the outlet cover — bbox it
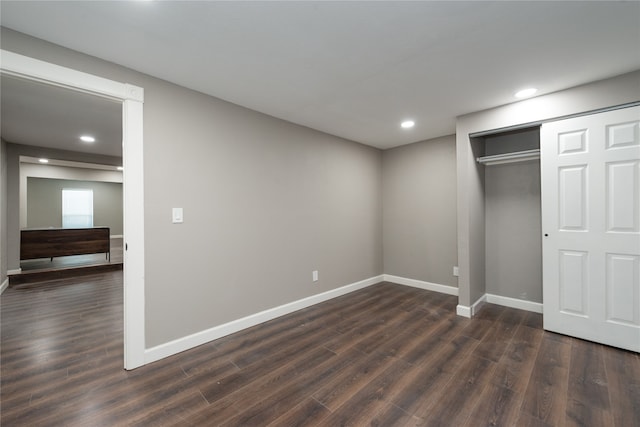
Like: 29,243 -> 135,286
312,270 -> 319,282
453,266 -> 459,277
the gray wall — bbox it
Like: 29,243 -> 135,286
1,28 -> 383,348
484,129 -> 541,302
19,163 -> 122,229
27,177 -> 123,235
382,135 -> 457,287
1,139 -> 7,285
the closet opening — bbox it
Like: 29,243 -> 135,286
472,126 -> 543,311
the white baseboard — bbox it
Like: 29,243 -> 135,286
7,268 -> 21,275
144,273 -> 542,364
0,278 -> 8,295
457,293 -> 543,318
456,305 -> 470,317
144,274 -> 384,364
486,294 -> 543,313
110,235 -> 123,239
383,274 -> 458,296
456,294 -> 487,318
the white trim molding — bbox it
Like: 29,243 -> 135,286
457,293 -> 543,318
110,235 -> 124,239
456,294 -> 487,318
486,294 -> 543,313
7,268 -> 22,275
0,50 -> 144,102
382,274 -> 458,296
0,278 -> 9,295
144,275 -> 384,364
122,99 -> 145,370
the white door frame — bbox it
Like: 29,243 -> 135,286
0,50 -> 146,369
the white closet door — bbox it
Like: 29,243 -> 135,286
541,105 -> 640,352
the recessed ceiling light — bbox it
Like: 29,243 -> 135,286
401,120 -> 415,129
514,88 -> 538,99
117,166 -> 124,171
80,135 -> 96,143
38,158 -> 49,163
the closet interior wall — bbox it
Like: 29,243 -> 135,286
482,127 -> 542,303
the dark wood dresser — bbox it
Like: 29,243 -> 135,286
20,227 -> 111,261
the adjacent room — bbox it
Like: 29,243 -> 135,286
1,1 -> 638,426
19,164 -> 124,272
2,73 -> 124,284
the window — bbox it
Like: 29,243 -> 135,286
62,189 -> 94,228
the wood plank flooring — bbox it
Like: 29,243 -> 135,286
2,272 -> 639,426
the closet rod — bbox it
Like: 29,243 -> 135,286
476,149 -> 540,166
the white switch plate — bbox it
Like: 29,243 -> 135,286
172,208 -> 183,224
453,266 -> 459,277
312,270 -> 319,282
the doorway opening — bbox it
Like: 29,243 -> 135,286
0,49 -> 145,369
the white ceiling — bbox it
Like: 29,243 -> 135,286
1,75 -> 123,157
1,1 -> 639,150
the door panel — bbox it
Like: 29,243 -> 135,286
558,129 -> 588,154
606,160 -> 639,232
605,253 -> 639,326
606,120 -> 639,149
559,250 -> 589,316
542,106 -> 640,352
559,165 -> 588,231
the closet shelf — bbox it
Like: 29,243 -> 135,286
476,149 -> 540,166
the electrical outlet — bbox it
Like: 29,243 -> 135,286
453,266 -> 459,277
312,270 -> 319,282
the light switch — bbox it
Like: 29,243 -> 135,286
172,208 -> 183,224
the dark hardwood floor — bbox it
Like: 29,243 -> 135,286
1,272 -> 638,426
